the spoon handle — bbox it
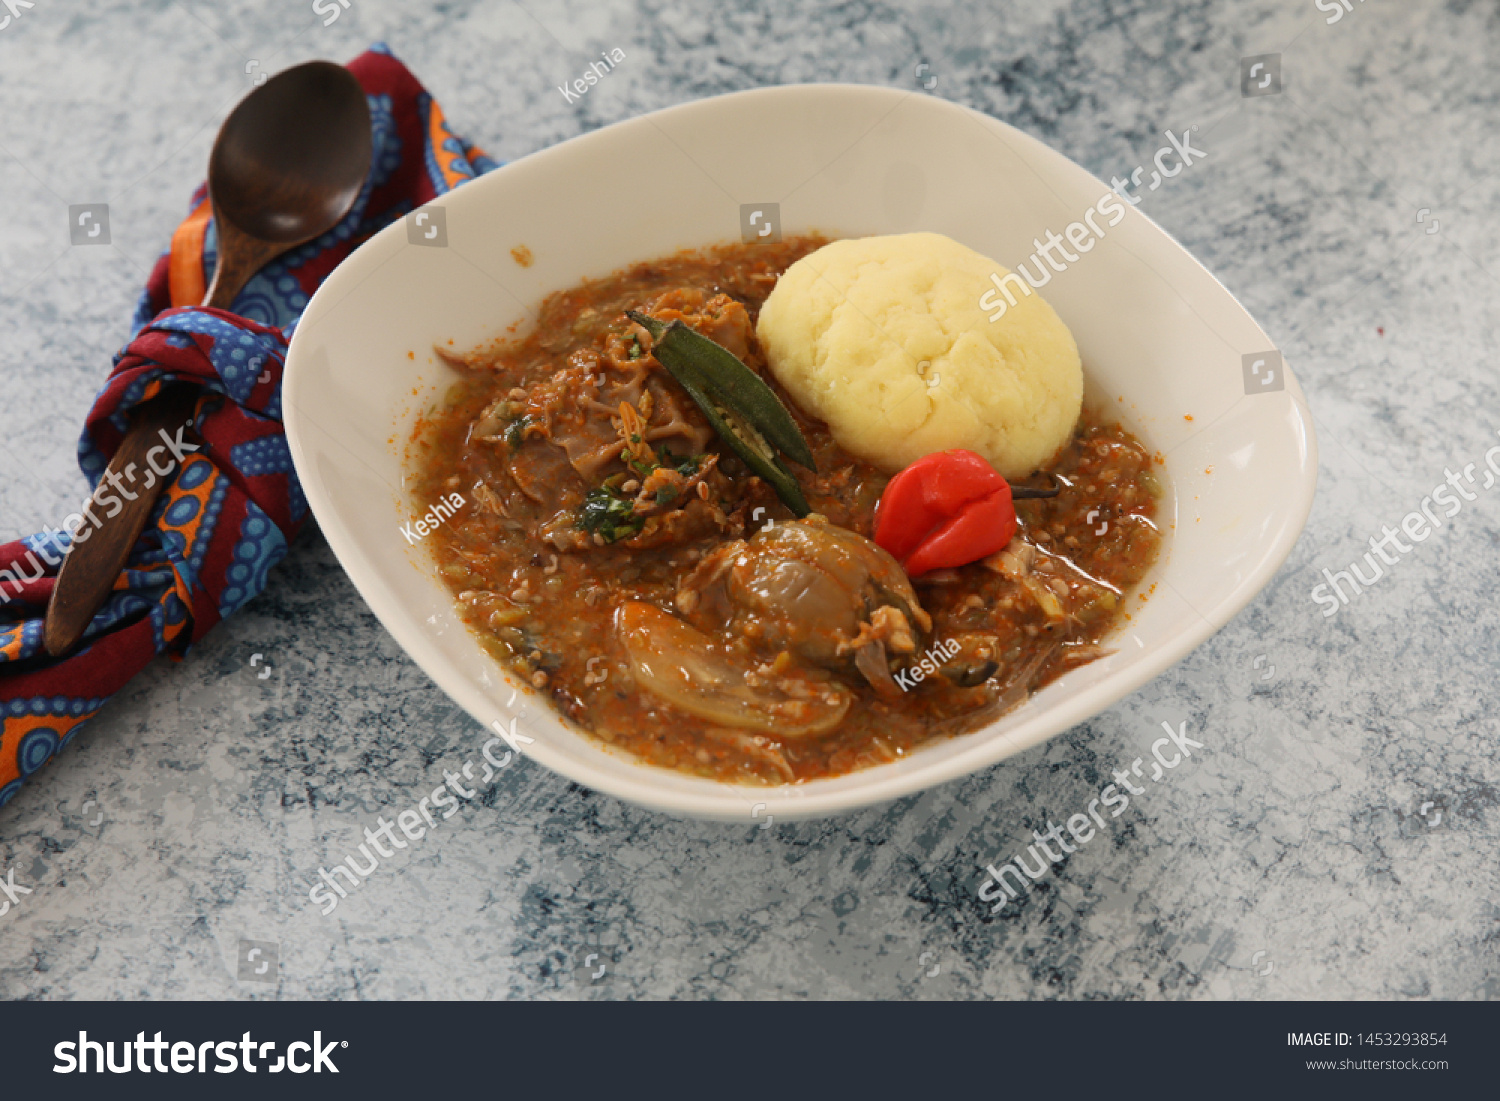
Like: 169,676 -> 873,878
42,386 -> 203,657
203,221 -> 284,310
41,212 -> 291,656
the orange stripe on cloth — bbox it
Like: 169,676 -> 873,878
168,199 -> 214,307
0,711 -> 99,790
426,99 -> 488,192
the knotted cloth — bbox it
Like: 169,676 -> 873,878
0,45 -> 498,806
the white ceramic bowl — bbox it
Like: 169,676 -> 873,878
284,83 -> 1317,821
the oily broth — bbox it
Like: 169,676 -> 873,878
408,237 -> 1162,783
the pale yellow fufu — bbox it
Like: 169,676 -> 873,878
755,232 -> 1082,479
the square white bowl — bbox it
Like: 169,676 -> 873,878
283,83 -> 1317,821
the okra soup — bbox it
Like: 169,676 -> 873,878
408,233 -> 1162,784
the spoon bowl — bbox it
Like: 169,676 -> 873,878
209,60 -> 372,245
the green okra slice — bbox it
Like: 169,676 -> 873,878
625,310 -> 814,516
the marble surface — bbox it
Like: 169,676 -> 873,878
2,0 -> 1497,1000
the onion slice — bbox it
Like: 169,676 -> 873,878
615,601 -> 851,737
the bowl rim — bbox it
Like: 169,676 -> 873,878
284,81 -> 1319,820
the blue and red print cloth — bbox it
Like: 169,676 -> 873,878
0,45 -> 499,806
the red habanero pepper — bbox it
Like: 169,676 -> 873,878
872,449 -> 1017,577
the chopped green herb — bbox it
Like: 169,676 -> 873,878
504,415 -> 533,449
576,450 -> 708,543
577,485 -> 645,543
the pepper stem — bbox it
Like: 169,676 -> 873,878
1009,473 -> 1062,499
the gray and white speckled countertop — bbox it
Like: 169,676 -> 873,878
2,0 -> 1497,1000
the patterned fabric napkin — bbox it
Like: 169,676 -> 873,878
0,44 -> 498,807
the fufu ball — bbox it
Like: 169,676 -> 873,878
755,232 -> 1082,479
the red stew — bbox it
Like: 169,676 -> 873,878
408,236 -> 1162,784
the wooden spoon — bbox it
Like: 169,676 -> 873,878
43,61 -> 372,657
